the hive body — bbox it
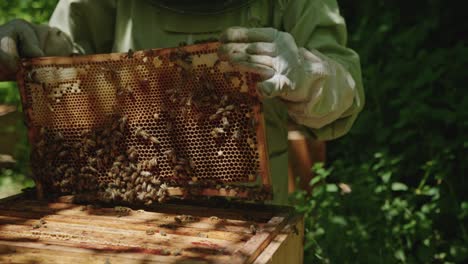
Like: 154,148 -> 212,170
17,42 -> 271,203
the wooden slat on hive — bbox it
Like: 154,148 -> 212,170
55,194 -> 281,220
0,194 -> 293,264
0,240 -> 231,264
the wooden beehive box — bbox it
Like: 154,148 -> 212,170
0,191 -> 303,264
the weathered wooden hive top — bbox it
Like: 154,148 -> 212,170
0,193 -> 301,264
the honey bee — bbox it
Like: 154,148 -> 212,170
85,139 -> 97,147
93,149 -> 103,157
225,104 -> 235,111
39,127 -> 47,136
118,116 -> 128,131
188,159 -> 196,170
209,114 -> 218,121
137,191 -> 145,201
126,49 -> 134,59
232,129 -> 240,140
249,224 -> 259,235
35,139 -> 46,148
221,117 -> 229,128
247,138 -> 256,149
148,158 -> 158,169
180,107 -> 188,116
170,47 -> 192,64
151,177 -> 161,185
111,166 -> 120,174
26,70 -> 40,84
210,129 -> 218,138
55,132 -> 64,141
81,166 -> 98,173
174,164 -> 185,171
128,151 -> 138,161
57,150 -> 68,158
149,136 -> 160,145
131,172 -> 138,183
116,155 -> 126,162
221,95 -> 229,103
215,108 -> 225,115
251,118 -> 258,130
101,66 -> 118,78
135,127 -> 149,140
211,127 -> 225,138
140,171 -> 152,177
163,149 -> 175,162
222,72 -> 237,82
120,84 -> 134,98
185,96 -> 192,107
127,146 -> 136,153
55,164 -> 67,175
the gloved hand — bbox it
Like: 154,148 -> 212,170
218,26 -> 358,131
218,27 -> 327,103
0,19 -> 73,80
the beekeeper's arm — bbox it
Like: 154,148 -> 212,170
218,0 -> 364,140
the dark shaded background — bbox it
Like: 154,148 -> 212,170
0,0 -> 467,263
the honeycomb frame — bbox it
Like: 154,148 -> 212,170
16,42 -> 272,203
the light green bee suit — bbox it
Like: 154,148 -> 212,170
48,0 -> 364,205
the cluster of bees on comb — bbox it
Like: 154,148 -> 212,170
26,45 -> 272,204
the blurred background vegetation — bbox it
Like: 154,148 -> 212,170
0,0 -> 466,263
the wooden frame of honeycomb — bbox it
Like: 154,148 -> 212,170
16,42 -> 272,203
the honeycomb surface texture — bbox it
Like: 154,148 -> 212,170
17,43 -> 271,203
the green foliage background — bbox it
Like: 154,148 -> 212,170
0,0 -> 467,263
292,1 -> 468,263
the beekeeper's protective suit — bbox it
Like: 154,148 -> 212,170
0,0 -> 364,205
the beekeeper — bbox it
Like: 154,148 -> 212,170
0,0 -> 364,205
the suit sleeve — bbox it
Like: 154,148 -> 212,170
48,0 -> 116,54
280,0 -> 364,140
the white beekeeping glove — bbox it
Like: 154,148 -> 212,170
218,27 -> 356,130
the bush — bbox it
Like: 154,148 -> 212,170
291,1 -> 467,263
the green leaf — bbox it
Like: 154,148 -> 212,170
325,184 -> 338,193
330,216 -> 348,226
391,182 -> 408,191
309,176 -> 322,186
394,249 -> 406,262
381,171 -> 392,183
